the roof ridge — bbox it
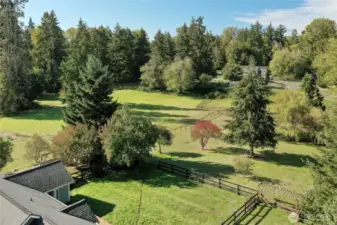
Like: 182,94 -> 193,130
5,160 -> 62,179
60,199 -> 87,212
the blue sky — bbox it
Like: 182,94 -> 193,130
24,0 -> 337,38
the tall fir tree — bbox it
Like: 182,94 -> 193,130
163,32 -> 176,61
290,29 -> 299,45
63,55 -> 118,127
0,0 -> 32,114
263,23 -> 274,65
33,11 -> 65,92
301,74 -> 325,111
108,24 -> 135,83
302,106 -> 337,225
61,19 -> 92,87
224,59 -> 277,156
140,30 -> 174,90
90,26 -> 111,67
175,23 -> 191,60
132,28 -> 150,80
273,24 -> 287,47
188,17 -> 214,76
247,21 -> 265,65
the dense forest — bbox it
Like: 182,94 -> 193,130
1,1 -> 337,115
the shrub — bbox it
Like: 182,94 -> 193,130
222,61 -> 243,81
0,137 -> 13,169
51,124 -> 104,169
156,125 -> 173,154
100,106 -> 158,167
191,120 -> 221,150
272,91 -> 324,142
233,155 -> 254,176
24,134 -> 50,163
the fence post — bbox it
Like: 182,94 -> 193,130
237,185 -> 240,195
202,174 -> 204,183
233,211 -> 237,224
219,178 -> 221,188
244,202 -> 247,213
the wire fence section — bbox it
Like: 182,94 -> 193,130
157,160 -> 256,196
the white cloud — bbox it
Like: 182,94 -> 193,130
234,0 -> 337,33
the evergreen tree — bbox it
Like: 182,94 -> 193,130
302,106 -> 337,225
224,60 -> 277,156
263,23 -> 274,64
188,17 -> 214,76
211,35 -> 225,69
61,19 -> 92,86
301,73 -> 325,111
290,29 -> 299,45
175,23 -> 191,60
63,55 -> 118,127
0,0 -> 32,114
140,30 -> 174,90
247,21 -> 265,65
108,24 -> 135,83
163,32 -> 176,61
273,24 -> 287,47
90,26 -> 111,67
33,11 -> 65,92
133,28 -> 150,80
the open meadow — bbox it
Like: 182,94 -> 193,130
1,86 -> 330,224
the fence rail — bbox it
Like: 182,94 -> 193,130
157,160 -> 256,196
221,193 -> 260,225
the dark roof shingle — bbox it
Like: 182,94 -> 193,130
5,160 -> 74,193
61,199 -> 98,223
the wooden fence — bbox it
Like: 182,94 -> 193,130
157,160 -> 256,196
221,193 -> 260,225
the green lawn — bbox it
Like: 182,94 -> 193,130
71,168 -> 246,225
0,88 -> 324,224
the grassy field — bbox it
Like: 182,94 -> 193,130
71,168 -> 249,225
0,87 -> 324,224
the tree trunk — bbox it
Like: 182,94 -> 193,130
158,143 -> 162,154
200,138 -> 205,150
249,145 -> 254,157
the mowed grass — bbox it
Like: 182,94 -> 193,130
0,88 -> 316,224
71,169 -> 248,225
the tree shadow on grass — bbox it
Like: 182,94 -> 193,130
211,147 -> 248,155
11,106 -> 64,121
85,168 -> 198,189
168,152 -> 203,158
249,175 -> 281,185
154,157 -> 235,178
126,103 -> 195,111
259,151 -> 317,167
160,118 -> 198,125
70,194 -> 116,218
132,110 -> 188,118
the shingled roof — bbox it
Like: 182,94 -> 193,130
0,177 -> 96,225
61,199 -> 98,223
5,160 -> 74,193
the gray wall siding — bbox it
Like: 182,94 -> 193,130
57,184 -> 70,203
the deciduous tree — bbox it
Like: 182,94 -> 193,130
100,106 -> 158,167
24,134 -> 50,163
155,126 -> 173,154
191,120 -> 221,150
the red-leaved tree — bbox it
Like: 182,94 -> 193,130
191,120 -> 221,150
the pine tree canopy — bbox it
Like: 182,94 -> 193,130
63,55 -> 118,127
224,63 -> 277,156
